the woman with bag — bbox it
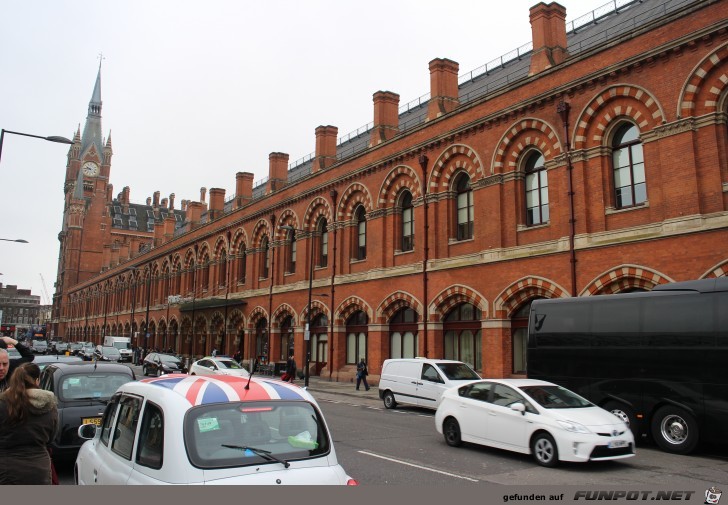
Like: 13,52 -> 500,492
356,358 -> 370,391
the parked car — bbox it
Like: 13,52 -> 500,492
435,378 -> 635,467
6,344 -> 21,359
39,362 -> 135,460
94,345 -> 121,362
70,342 -> 85,355
378,358 -> 481,410
142,352 -> 187,376
190,356 -> 249,377
33,354 -> 84,371
81,344 -> 96,361
75,374 -> 357,485
55,341 -> 71,354
31,339 -> 49,354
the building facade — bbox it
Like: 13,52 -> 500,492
53,0 -> 728,381
0,284 -> 42,338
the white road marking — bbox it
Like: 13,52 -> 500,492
358,450 -> 479,482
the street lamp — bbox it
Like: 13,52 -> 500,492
0,238 -> 28,243
0,129 -> 74,166
281,224 -> 317,388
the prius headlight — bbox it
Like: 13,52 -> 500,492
557,420 -> 591,434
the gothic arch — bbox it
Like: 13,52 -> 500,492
212,234 -> 229,259
276,209 -> 300,240
573,84 -> 666,150
336,182 -> 374,222
272,303 -> 296,327
491,118 -> 563,175
228,309 -> 245,330
332,296 -> 371,325
302,196 -> 333,231
183,247 -> 197,269
231,227 -> 249,255
376,291 -> 424,323
251,218 -> 272,248
303,300 -> 331,322
429,285 -> 488,322
247,306 -> 269,330
428,144 -> 485,191
678,42 -> 728,117
377,164 -> 423,208
493,276 -> 570,318
582,265 -> 674,296
700,259 -> 728,279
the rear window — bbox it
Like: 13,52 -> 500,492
60,373 -> 133,401
436,362 -> 480,380
184,401 -> 330,469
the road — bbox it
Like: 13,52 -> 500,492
55,369 -> 728,486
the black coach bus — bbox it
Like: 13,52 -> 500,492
527,278 -> 728,454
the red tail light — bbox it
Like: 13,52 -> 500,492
346,478 -> 359,486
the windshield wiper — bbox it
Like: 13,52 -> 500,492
221,444 -> 290,468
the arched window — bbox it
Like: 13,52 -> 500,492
443,302 -> 481,370
260,237 -> 270,279
317,219 -> 328,268
280,315 -> 294,361
354,206 -> 366,260
287,229 -> 296,274
389,307 -> 418,359
612,122 -> 646,208
310,313 -> 329,369
218,250 -> 228,288
255,318 -> 268,362
346,310 -> 368,364
238,247 -> 247,283
454,173 -> 474,240
400,191 -> 414,252
524,151 -> 549,226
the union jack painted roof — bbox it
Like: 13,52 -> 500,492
139,374 -> 310,406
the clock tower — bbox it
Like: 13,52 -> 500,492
52,62 -> 113,337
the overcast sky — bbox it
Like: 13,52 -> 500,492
0,0 -> 607,304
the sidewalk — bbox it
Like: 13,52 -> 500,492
294,375 -> 380,401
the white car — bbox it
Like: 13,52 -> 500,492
435,378 -> 635,467
75,374 -> 357,485
190,356 -> 249,377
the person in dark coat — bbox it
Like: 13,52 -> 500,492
284,351 -> 296,383
0,336 -> 35,393
0,362 -> 58,485
356,359 -> 370,391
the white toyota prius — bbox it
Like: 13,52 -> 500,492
75,374 -> 357,485
435,378 -> 635,467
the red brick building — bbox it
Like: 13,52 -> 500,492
52,0 -> 728,382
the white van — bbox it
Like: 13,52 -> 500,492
378,358 -> 481,410
103,336 -> 132,362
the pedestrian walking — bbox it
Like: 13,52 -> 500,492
233,350 -> 242,364
283,351 -> 296,383
0,362 -> 58,485
212,347 -> 218,357
356,358 -> 370,391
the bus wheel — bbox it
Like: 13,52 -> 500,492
651,406 -> 699,454
604,401 -> 638,435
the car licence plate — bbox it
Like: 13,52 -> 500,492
608,440 -> 627,449
82,417 -> 102,426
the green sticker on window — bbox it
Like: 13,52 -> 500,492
197,417 -> 220,433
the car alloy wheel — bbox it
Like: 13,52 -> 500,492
443,418 -> 462,447
531,433 -> 559,467
383,391 -> 397,409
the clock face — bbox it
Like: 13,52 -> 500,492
82,161 -> 99,177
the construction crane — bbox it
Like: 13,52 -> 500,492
39,273 -> 52,306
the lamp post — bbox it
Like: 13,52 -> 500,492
281,224 -> 316,388
143,268 -> 152,348
0,129 -> 74,166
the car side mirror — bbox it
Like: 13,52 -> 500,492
510,402 -> 527,416
78,423 -> 98,440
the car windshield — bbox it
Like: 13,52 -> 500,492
59,373 -> 133,401
519,385 -> 593,409
71,343 -> 83,350
436,363 -> 480,380
159,354 -> 180,363
216,359 -> 242,369
185,400 -> 329,469
103,347 -> 120,356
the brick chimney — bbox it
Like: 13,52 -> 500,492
161,198 -> 168,208
106,183 -> 114,203
267,152 -> 289,194
209,187 -> 226,220
529,2 -> 569,75
181,200 -> 188,211
163,213 -> 176,243
153,191 -> 160,208
168,193 -> 175,210
235,172 -> 254,209
186,201 -> 205,229
427,58 -> 459,120
200,187 -> 207,204
146,197 -> 152,206
369,91 -> 400,147
313,126 -> 338,173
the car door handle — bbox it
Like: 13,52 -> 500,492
93,469 -> 98,483
411,381 -> 418,384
